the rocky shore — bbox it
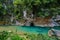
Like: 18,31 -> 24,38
0,16 -> 60,27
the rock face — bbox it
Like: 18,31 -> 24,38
55,15 -> 60,21
24,20 -> 30,26
23,16 -> 60,27
34,17 -> 60,27
55,15 -> 60,24
30,21 -> 34,26
24,19 -> 35,26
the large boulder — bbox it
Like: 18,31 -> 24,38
48,29 -> 60,39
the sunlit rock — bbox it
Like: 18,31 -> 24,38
23,10 -> 27,19
48,29 -> 60,37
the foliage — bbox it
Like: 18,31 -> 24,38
25,33 -> 58,40
0,31 -> 9,40
0,31 -> 59,40
0,0 -> 60,24
0,31 -> 26,40
11,34 -> 26,40
13,0 -> 60,17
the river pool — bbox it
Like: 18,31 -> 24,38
0,26 -> 60,34
14,26 -> 60,34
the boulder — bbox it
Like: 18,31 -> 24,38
48,29 -> 60,39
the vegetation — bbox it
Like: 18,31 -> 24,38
0,0 -> 60,40
24,33 -> 58,40
0,31 -> 9,40
11,34 -> 26,40
0,31 -> 59,40
0,0 -> 60,23
0,31 -> 26,40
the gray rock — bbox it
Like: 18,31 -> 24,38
48,29 -> 60,39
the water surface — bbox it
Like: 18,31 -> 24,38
15,26 -> 60,34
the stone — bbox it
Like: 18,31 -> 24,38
48,29 -> 60,38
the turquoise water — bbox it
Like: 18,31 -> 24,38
15,26 -> 60,34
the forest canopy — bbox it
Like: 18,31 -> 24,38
0,0 -> 60,20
